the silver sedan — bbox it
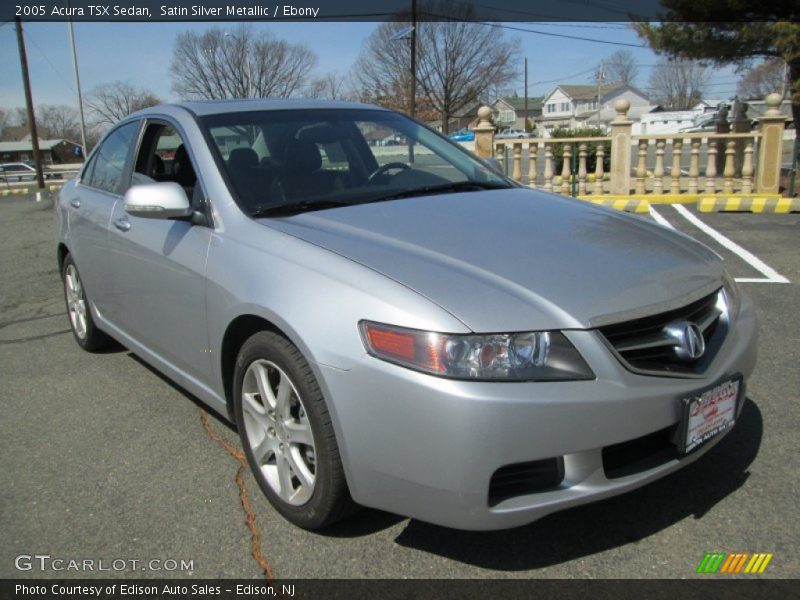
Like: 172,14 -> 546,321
56,99 -> 756,530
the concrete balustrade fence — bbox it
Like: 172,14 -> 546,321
473,94 -> 788,201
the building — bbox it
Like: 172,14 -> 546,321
491,96 -> 544,131
0,139 -> 83,164
427,101 -> 485,133
540,83 -> 652,134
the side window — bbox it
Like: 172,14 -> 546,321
85,121 -> 139,194
133,122 -> 200,205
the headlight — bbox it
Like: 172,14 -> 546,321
359,321 -> 594,381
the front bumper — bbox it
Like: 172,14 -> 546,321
318,295 -> 758,530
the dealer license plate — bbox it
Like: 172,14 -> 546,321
679,377 -> 741,454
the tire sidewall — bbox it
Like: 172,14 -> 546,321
233,331 -> 337,529
61,255 -> 97,351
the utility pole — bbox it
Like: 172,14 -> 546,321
524,57 -> 529,133
407,0 -> 417,164
409,0 -> 417,120
15,17 -> 45,190
68,18 -> 88,160
596,62 -> 606,126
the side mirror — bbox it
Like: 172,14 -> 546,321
123,182 -> 191,220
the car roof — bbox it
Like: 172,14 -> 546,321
132,98 -> 391,118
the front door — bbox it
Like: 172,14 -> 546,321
105,120 -> 213,384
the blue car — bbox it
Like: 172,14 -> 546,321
448,129 -> 475,142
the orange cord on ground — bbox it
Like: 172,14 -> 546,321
200,409 -> 275,582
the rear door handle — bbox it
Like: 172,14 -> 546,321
113,217 -> 131,232
69,198 -> 81,209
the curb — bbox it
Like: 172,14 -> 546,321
579,197 -> 650,213
1,188 -> 31,196
698,197 -> 800,213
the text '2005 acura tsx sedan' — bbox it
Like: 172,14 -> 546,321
56,99 -> 757,531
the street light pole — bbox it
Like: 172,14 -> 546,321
67,18 -> 88,159
14,17 -> 45,191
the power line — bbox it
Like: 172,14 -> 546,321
472,20 -> 646,48
23,29 -> 77,95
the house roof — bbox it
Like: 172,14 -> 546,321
0,139 -> 76,153
545,83 -> 650,104
497,96 -> 544,111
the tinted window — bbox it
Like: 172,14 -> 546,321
201,109 -> 509,216
85,121 -> 139,194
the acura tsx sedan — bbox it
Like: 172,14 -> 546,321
56,99 -> 757,531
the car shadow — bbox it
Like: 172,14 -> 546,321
390,397 -> 763,570
126,352 -> 235,432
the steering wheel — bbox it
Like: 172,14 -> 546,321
367,162 -> 411,183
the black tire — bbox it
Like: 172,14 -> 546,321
61,254 -> 113,351
233,330 -> 357,530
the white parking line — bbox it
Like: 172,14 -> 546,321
670,204 -> 790,284
648,205 -> 676,230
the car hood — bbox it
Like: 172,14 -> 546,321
261,189 -> 725,331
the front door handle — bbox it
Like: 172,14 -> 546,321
113,217 -> 131,232
70,198 -> 81,209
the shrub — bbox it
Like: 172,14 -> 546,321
550,127 -> 610,173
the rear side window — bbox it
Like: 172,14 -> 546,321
84,121 -> 139,194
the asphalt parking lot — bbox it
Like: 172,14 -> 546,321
1,193 -> 798,580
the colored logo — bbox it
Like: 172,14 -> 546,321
697,552 -> 773,574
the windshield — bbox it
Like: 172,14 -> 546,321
200,108 -> 511,217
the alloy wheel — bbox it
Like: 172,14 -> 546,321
241,359 -> 316,506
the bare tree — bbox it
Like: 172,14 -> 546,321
85,82 -> 162,125
604,50 -> 639,85
0,109 -> 8,137
354,14 -> 518,131
306,72 -> 351,100
170,25 -> 316,100
416,19 -> 518,132
737,58 -> 788,100
351,22 -> 418,113
648,59 -> 710,109
36,105 -> 81,141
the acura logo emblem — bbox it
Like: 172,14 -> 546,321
665,321 -> 706,361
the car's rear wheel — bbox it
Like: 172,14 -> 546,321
233,331 -> 356,530
62,254 -> 112,351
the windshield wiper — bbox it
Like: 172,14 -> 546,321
363,181 -> 512,205
251,199 -> 352,218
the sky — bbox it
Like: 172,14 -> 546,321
0,20 -> 743,114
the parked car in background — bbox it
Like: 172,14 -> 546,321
447,128 -> 475,142
496,128 -> 530,139
679,115 -> 718,134
56,99 -> 756,532
0,162 -> 60,183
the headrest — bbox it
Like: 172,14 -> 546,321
228,147 -> 259,171
286,140 -> 321,173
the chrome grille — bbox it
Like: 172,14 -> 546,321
598,289 -> 727,376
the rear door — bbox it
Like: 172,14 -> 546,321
104,119 -> 213,384
67,120 -> 140,314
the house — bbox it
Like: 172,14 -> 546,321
633,108 -> 696,135
491,96 -> 544,131
540,83 -> 651,134
427,101 -> 485,133
0,139 -> 83,164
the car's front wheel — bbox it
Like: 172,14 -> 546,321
61,254 -> 112,351
233,331 -> 356,530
